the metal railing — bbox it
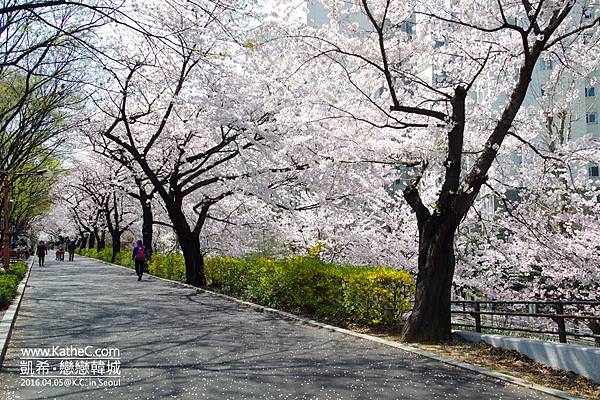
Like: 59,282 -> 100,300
450,300 -> 600,345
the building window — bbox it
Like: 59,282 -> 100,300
587,112 -> 598,124
589,165 -> 599,177
540,59 -> 553,70
585,86 -> 596,97
434,71 -> 448,87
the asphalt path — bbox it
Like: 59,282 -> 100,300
0,256 -> 553,399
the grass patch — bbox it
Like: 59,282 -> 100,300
0,261 -> 29,309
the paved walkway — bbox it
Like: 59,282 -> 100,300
0,257 -> 553,400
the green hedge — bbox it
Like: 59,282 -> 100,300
77,248 -> 135,269
205,256 -> 414,329
78,248 -> 179,275
9,261 -> 28,280
0,261 -> 29,308
148,253 -> 185,282
112,251 -> 134,269
78,248 -> 414,330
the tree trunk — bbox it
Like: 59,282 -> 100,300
79,236 -> 87,249
141,201 -> 153,257
94,228 -> 101,251
402,220 -> 456,343
166,199 -> 206,287
178,232 -> 205,287
88,233 -> 95,249
111,231 -> 121,263
97,231 -> 105,251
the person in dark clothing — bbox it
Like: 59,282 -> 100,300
36,241 -> 48,267
67,240 -> 76,261
132,240 -> 147,281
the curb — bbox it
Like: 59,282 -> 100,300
87,255 -> 582,400
0,258 -> 34,368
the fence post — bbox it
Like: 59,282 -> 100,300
474,301 -> 481,333
555,302 -> 567,343
528,303 -> 537,314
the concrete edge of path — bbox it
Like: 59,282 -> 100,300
89,256 -> 583,400
0,258 -> 34,368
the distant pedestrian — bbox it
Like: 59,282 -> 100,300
58,242 -> 65,261
132,240 -> 147,281
36,241 -> 48,267
67,240 -> 76,261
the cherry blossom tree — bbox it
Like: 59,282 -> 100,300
86,1 -> 315,286
274,0 -> 600,342
57,155 -> 136,256
192,157 -> 419,268
68,158 -> 136,260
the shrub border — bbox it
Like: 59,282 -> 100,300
0,258 -> 34,368
86,255 -> 580,400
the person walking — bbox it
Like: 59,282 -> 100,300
132,240 -> 147,281
36,241 -> 48,267
58,241 -> 65,261
67,240 -> 76,261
